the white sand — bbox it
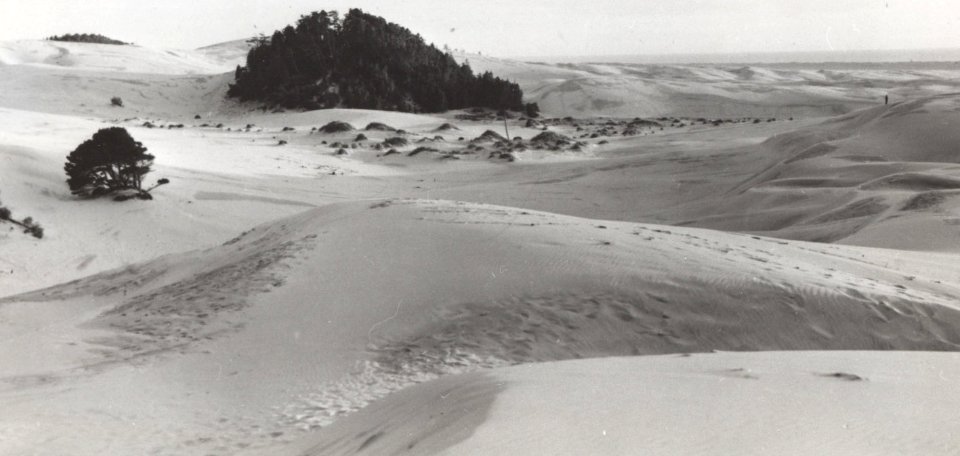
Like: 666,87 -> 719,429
289,351 -> 960,456
4,39 -> 960,455
6,199 -> 960,454
458,51 -> 960,118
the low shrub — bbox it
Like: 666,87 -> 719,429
408,146 -> 437,156
382,136 -> 409,147
0,195 -> 43,239
364,122 -> 396,131
319,121 -> 355,133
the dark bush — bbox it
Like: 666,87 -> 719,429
408,146 -> 437,156
319,121 -> 355,133
382,136 -> 409,147
111,97 -> 123,107
434,123 -> 460,131
365,122 -> 396,131
64,127 -> 156,199
530,131 -> 570,143
524,102 -> 540,118
48,33 -> 128,45
471,130 -> 507,143
0,194 -> 44,239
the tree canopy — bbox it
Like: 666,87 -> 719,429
228,9 -> 524,113
47,33 -> 129,45
64,127 -> 154,198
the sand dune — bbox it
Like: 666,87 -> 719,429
288,351 -> 960,456
0,40 -> 244,74
0,39 -> 253,120
460,52 -> 960,118
672,95 -> 960,250
5,38 -> 960,455
5,199 -> 960,454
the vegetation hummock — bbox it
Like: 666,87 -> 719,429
227,9 -> 524,113
0,194 -> 43,239
47,33 -> 129,45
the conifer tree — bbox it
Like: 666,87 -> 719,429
227,9 -> 524,113
64,127 -> 156,198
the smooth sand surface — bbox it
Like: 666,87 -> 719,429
291,351 -> 960,456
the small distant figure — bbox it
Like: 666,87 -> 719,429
884,94 -> 889,105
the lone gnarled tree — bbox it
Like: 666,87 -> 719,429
65,127 -> 155,198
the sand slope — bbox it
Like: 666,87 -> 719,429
460,52 -> 960,118
0,39 -> 253,120
677,94 -> 960,250
0,39 -> 244,74
5,199 -> 960,454
289,351 -> 960,456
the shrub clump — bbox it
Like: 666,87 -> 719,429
471,130 -> 508,143
524,102 -> 541,118
0,194 -> 43,239
382,136 -> 409,147
364,122 -> 396,131
64,127 -> 167,199
434,122 -> 460,131
530,131 -> 570,143
111,96 -> 123,107
47,33 -> 128,45
530,131 -> 572,148
318,121 -> 356,133
408,146 -> 437,156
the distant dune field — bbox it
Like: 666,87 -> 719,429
459,51 -> 960,118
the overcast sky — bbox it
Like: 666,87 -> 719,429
1,0 -> 958,57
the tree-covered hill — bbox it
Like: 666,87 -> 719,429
227,9 -> 525,113
47,33 -> 129,45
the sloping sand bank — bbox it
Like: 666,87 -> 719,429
4,199 -> 960,454
289,351 -> 960,456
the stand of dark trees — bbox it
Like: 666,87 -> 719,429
228,9 -> 526,113
47,33 -> 129,45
